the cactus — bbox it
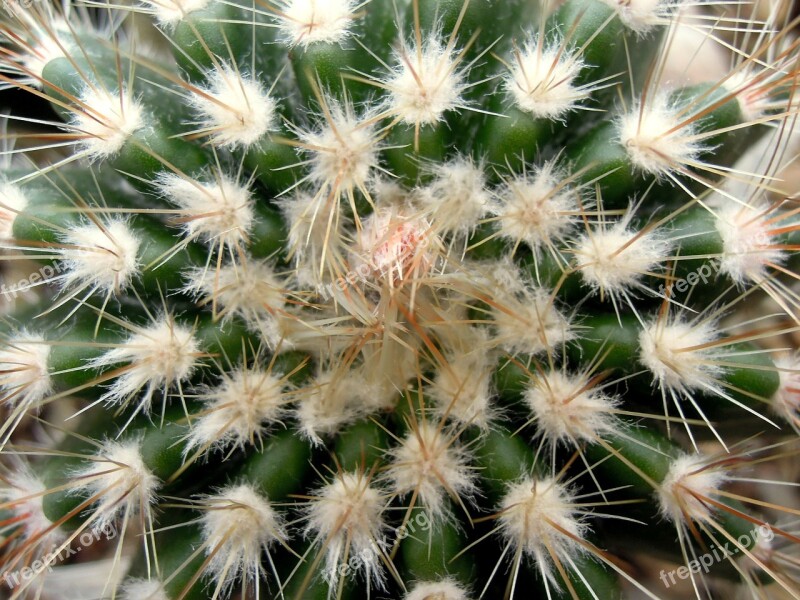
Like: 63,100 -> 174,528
0,0 -> 800,598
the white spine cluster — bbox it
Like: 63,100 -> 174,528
0,332 -> 51,410
405,579 -> 470,600
142,0 -> 210,27
73,87 -> 144,160
385,419 -> 476,518
183,261 -> 288,338
74,439 -> 160,530
524,369 -> 620,447
299,99 -> 381,196
506,39 -> 588,119
772,353 -> 800,428
296,370 -> 372,443
186,367 -> 287,453
0,183 -> 28,240
573,218 -> 670,298
619,93 -> 703,178
715,202 -> 783,285
60,220 -> 141,295
189,65 -> 277,148
491,163 -> 579,256
273,0 -> 358,47
639,318 -> 722,395
199,483 -> 286,594
120,578 -> 170,600
491,285 -> 573,356
498,476 -> 587,582
657,453 -> 728,524
601,0 -> 668,34
3,467 -> 63,548
304,471 -> 387,587
157,173 -> 254,250
415,158 -> 489,235
91,317 -> 201,409
384,33 -> 468,126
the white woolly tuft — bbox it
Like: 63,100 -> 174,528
506,39 -> 587,119
142,0 -> 209,26
189,65 -> 277,148
157,173 -> 254,250
491,284 -> 573,356
73,87 -> 144,160
0,332 -> 51,410
619,93 -> 703,177
405,579 -> 470,600
273,0 -> 357,47
183,261 -> 287,342
296,370 -> 372,443
5,8 -> 72,82
524,370 -> 620,446
657,453 -> 728,524
384,33 -> 468,126
304,470 -> 387,587
90,317 -> 201,410
299,99 -> 381,194
491,163 -> 579,254
715,202 -> 783,285
430,348 -> 495,429
385,420 -> 476,518
2,467 -> 63,548
74,439 -> 160,530
600,0 -> 667,34
573,217 -> 670,297
498,476 -> 587,583
60,220 -> 141,295
639,318 -> 723,395
0,183 -> 28,240
772,353 -> 800,428
199,483 -> 286,594
120,578 -> 169,600
186,367 -> 286,454
416,158 -> 489,235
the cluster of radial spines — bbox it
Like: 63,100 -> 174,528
522,366 -> 621,450
156,171 -> 255,256
383,417 -> 477,520
73,439 -> 160,532
505,37 -> 591,121
489,161 -> 583,261
89,316 -> 202,413
184,365 -> 289,456
186,65 -> 278,149
301,468 -> 390,589
197,483 -> 287,596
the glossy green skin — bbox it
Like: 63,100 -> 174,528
238,429 -> 312,501
400,508 -> 475,586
